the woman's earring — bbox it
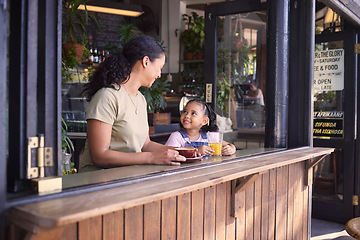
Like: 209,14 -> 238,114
207,121 -> 210,126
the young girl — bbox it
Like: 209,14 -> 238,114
166,99 -> 236,156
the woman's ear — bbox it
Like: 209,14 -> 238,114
142,56 -> 150,68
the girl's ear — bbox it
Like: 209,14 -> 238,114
203,117 -> 209,126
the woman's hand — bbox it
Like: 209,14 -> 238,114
149,148 -> 186,166
222,143 -> 236,156
198,145 -> 215,156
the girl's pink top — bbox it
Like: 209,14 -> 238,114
165,131 -> 219,147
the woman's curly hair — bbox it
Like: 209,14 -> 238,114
81,35 -> 164,101
180,99 -> 219,132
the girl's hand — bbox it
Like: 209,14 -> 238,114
198,145 -> 215,156
221,143 -> 236,156
151,149 -> 186,166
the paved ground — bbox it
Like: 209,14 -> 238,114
311,218 -> 353,240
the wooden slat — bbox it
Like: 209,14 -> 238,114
284,165 -> 289,239
302,163 -> 309,240
103,210 -> 123,240
268,168 -> 276,240
144,201 -> 161,240
275,166 -> 287,239
293,162 -> 302,240
124,206 -> 143,240
161,197 -> 176,240
245,182 -> 254,240
225,181 -> 235,240
287,164 -> 295,240
260,171 -> 269,239
191,189 -> 204,240
78,216 -> 102,240
235,181 -> 246,240
204,186 -> 216,240
299,162 -> 305,240
177,193 -> 191,240
215,183 -> 226,239
254,174 -> 262,240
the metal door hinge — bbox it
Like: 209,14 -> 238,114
27,135 -> 53,179
353,195 -> 358,206
355,44 -> 360,54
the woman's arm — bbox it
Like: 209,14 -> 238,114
142,135 -> 174,152
87,119 -> 185,167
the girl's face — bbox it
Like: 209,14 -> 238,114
180,101 -> 209,131
142,54 -> 166,88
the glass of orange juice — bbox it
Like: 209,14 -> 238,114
209,132 -> 223,156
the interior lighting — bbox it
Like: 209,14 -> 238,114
324,8 -> 338,24
78,0 -> 143,17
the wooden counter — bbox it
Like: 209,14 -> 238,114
8,147 -> 333,240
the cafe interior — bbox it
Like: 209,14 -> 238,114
1,0 -> 360,239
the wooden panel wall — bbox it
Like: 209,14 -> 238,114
9,162 -> 309,240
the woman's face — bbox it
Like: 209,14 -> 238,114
143,54 -> 166,88
180,101 -> 208,131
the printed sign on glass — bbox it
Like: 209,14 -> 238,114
313,111 -> 344,139
314,49 -> 344,91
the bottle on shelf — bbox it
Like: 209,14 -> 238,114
88,47 -> 94,63
93,48 -> 99,63
101,50 -> 106,62
98,49 -> 102,64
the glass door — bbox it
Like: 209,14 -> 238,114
312,31 -> 358,223
204,1 -> 267,149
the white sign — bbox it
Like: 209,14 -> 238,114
314,49 -> 344,91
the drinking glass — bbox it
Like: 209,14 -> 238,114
210,132 -> 223,156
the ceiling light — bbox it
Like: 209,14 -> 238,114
324,8 -> 338,24
78,0 -> 143,17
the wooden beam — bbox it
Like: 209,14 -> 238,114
305,154 -> 327,186
231,173 -> 259,217
234,174 -> 259,194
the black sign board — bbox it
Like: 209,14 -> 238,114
313,112 -> 344,138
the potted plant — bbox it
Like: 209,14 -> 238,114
62,0 -> 100,60
140,78 -> 171,126
61,117 -> 76,175
178,12 -> 205,60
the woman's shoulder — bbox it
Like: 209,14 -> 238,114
137,91 -> 147,102
93,86 -> 124,99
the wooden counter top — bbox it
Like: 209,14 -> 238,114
9,147 -> 333,230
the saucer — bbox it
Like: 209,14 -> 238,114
185,156 -> 203,162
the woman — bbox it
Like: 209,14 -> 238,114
80,35 -> 185,172
244,83 -> 264,106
